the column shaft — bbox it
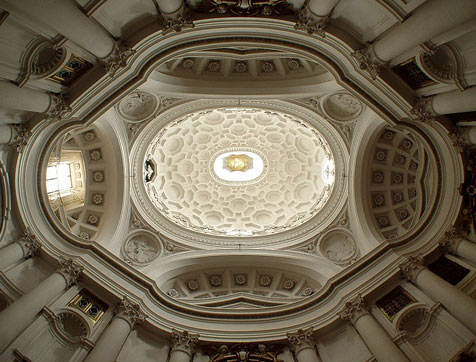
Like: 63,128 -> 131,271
453,238 -> 476,264
295,348 -> 320,362
12,0 -> 115,59
307,0 -> 339,17
373,0 -> 476,62
0,80 -> 51,113
156,0 -> 183,14
0,272 -> 67,352
0,242 -> 24,270
84,316 -> 131,362
169,350 -> 192,362
432,86 -> 476,115
353,313 -> 409,362
414,267 -> 476,333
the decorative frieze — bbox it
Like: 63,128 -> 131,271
116,296 -> 147,328
171,329 -> 199,355
58,257 -> 83,286
339,294 -> 369,324
207,344 -> 282,362
287,327 -> 314,354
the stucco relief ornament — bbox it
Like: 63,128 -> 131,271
117,296 -> 147,328
17,228 -> 42,258
124,237 -> 158,263
101,43 -> 136,77
118,92 -> 157,122
161,4 -> 194,35
171,329 -> 199,354
58,258 -> 84,286
351,44 -> 387,80
287,328 -> 314,353
294,2 -> 328,37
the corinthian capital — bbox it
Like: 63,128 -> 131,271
439,228 -> 462,255
294,2 -> 328,37
17,228 -> 42,258
411,96 -> 436,122
351,44 -> 387,80
116,296 -> 147,328
57,258 -> 83,287
161,3 -> 194,35
287,327 -> 315,353
10,124 -> 31,153
399,255 -> 425,283
101,42 -> 136,77
46,94 -> 71,122
171,329 -> 199,355
339,294 -> 369,324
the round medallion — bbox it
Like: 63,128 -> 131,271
117,91 -> 158,122
123,230 -> 160,265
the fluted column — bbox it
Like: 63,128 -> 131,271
0,229 -> 41,270
400,256 -> 476,334
339,295 -> 409,362
287,328 -> 320,362
412,86 -> 476,121
169,329 -> 199,362
84,296 -> 146,362
353,0 -> 476,78
0,258 -> 82,352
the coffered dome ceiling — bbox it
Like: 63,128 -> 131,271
130,98 -> 348,248
143,108 -> 334,238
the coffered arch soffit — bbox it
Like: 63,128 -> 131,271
67,18 -> 412,126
